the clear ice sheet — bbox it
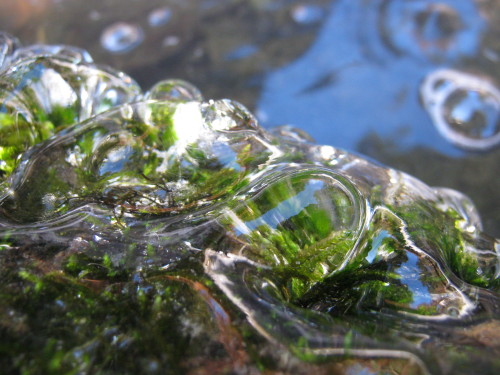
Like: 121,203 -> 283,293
0,33 -> 499,375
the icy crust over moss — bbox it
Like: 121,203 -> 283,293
0,33 -> 499,375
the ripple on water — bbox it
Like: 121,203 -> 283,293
100,22 -> 144,54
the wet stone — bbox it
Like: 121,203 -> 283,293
0,36 -> 499,375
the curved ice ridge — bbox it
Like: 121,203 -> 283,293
0,33 -> 499,374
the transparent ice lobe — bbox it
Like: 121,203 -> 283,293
204,250 -> 434,374
214,166 -> 366,300
0,32 -> 20,70
0,51 -> 141,178
208,160 -> 499,312
144,79 -> 203,103
0,32 -> 93,68
0,99 -> 280,224
203,120 -> 499,374
0,37 -> 498,375
204,155 -> 498,375
9,44 -> 94,65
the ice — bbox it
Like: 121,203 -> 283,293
0,35 -> 499,375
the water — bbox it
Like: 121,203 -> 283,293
225,44 -> 259,61
0,35 -> 499,375
257,0 -> 487,153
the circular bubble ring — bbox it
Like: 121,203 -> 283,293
421,69 -> 500,151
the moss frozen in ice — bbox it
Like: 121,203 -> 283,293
0,33 -> 499,375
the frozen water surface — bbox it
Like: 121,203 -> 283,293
0,33 -> 499,375
0,0 -> 499,374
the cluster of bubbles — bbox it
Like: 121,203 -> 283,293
0,33 -> 499,374
99,5 -> 173,54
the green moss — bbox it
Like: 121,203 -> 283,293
0,247 -> 242,375
396,202 -> 494,289
0,104 -> 78,179
0,50 -> 498,375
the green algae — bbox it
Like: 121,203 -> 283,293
0,255 -> 237,374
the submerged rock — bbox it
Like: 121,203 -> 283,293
0,34 -> 499,375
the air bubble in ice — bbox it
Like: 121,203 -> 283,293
413,4 -> 463,44
100,22 -> 144,54
11,44 -> 93,64
145,79 -> 203,102
0,32 -> 20,69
